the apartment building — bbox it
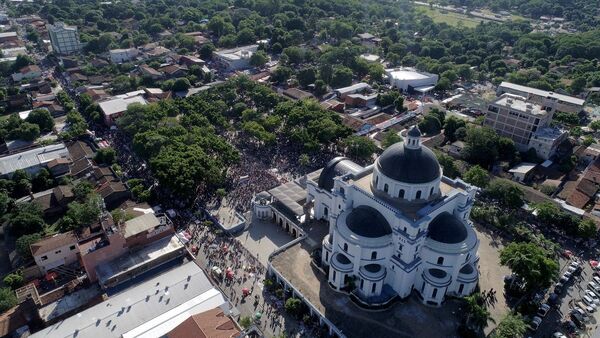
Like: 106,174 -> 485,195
48,22 -> 81,55
485,94 -> 549,145
497,82 -> 585,114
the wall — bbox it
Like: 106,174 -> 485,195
34,243 -> 79,273
124,223 -> 174,249
80,234 -> 127,282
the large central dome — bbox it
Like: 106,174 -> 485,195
376,142 -> 441,184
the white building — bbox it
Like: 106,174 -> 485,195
98,90 -> 147,125
255,126 -> 480,307
30,232 -> 79,274
213,44 -> 258,71
497,81 -> 585,114
528,127 -> 568,160
48,22 -> 81,55
109,47 -> 139,63
385,67 -> 438,92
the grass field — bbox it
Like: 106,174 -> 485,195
416,7 -> 486,28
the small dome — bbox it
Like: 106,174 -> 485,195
408,125 -> 422,137
376,143 -> 440,184
428,268 -> 447,279
364,264 -> 382,273
459,264 -> 474,275
336,253 -> 351,265
346,206 -> 392,238
318,157 -> 362,191
427,212 -> 468,244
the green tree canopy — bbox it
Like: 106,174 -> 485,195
463,165 -> 490,188
500,242 -> 558,291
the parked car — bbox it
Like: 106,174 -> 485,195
571,312 -> 586,329
593,276 -> 600,284
577,301 -> 595,314
552,332 -> 566,338
571,307 -> 588,320
537,303 -> 551,317
562,320 -> 577,334
582,296 -> 597,309
531,316 -> 543,331
585,290 -> 600,304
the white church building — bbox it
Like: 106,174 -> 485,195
254,126 -> 480,307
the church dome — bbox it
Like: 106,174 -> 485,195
346,206 -> 392,238
318,157 -> 362,191
427,212 -> 468,244
376,142 -> 441,184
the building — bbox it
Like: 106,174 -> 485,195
109,48 -> 139,63
256,126 -> 480,313
497,81 -> 585,114
48,22 -> 81,55
484,94 -> 554,151
30,232 -> 79,274
31,262 -> 230,338
165,307 -> 241,338
282,87 -> 314,101
98,90 -> 147,125
508,162 -> 537,183
0,143 -> 69,178
213,45 -> 258,71
11,65 -> 42,82
334,82 -> 371,99
385,68 -> 438,93
0,32 -> 18,43
528,127 -> 568,160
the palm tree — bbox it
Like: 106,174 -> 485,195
464,293 -> 495,332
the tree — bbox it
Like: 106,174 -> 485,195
9,203 -> 45,236
578,219 -> 597,239
8,122 -> 39,141
199,43 -> 215,60
271,66 -> 293,84
500,242 -> 558,291
239,316 -> 252,329
25,109 -> 54,132
249,51 -> 268,68
418,115 -> 442,135
172,78 -> 191,92
94,147 -> 117,165
330,66 -> 353,88
464,293 -> 493,331
463,165 -> 490,188
0,191 -> 13,218
589,120 -> 600,132
491,312 -> 528,338
381,130 -> 402,149
394,97 -> 405,113
343,135 -> 376,161
285,298 -> 303,317
485,180 -> 524,208
73,180 -> 94,201
3,273 -> 23,290
0,288 -> 17,313
16,233 -> 41,259
58,193 -> 102,231
368,63 -> 385,82
463,127 -> 499,168
31,168 -> 53,192
444,116 -> 466,142
314,79 -> 327,96
297,67 -> 316,88
438,154 -> 460,179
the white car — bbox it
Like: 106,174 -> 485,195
563,271 -> 573,280
531,316 -> 543,330
577,301 -> 595,313
593,276 -> 600,284
553,333 -> 567,338
585,291 -> 600,304
589,284 -> 600,297
582,296 -> 598,309
537,303 -> 551,317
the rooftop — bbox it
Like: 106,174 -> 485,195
268,179 -> 307,216
499,81 -> 585,106
98,95 -> 147,116
386,67 -> 436,81
508,162 -> 537,175
492,94 -> 548,116
165,307 -> 240,338
0,143 -> 68,176
30,232 -> 78,256
122,213 -> 166,238
32,262 -> 224,338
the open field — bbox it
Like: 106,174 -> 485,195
416,7 -> 486,28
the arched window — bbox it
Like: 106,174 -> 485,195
458,284 -> 464,294
437,257 -> 444,265
398,189 -> 405,198
360,279 -> 364,290
339,187 -> 345,195
372,283 -> 377,293
384,184 -> 389,193
371,251 -> 377,260
343,243 -> 348,252
416,190 -> 421,199
430,187 -> 434,196
432,288 -> 438,298
375,175 -> 379,186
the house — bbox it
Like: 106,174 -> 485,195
179,55 -> 205,67
82,88 -> 109,101
109,48 -> 139,63
282,87 -> 314,101
356,32 -> 379,47
30,232 -> 79,274
184,32 -> 210,46
91,166 -> 130,209
98,91 -> 147,125
138,64 -> 163,80
0,143 -> 69,178
121,213 -> 174,249
69,72 -> 88,83
385,67 -> 438,92
213,45 -> 258,71
508,162 -> 537,183
12,65 -> 42,82
159,64 -> 188,79
46,158 -> 72,176
0,31 -> 18,43
334,83 -> 371,99
442,140 -> 465,159
17,185 -> 74,218
166,307 -> 241,338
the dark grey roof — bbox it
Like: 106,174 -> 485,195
376,143 -> 440,184
428,268 -> 447,279
318,157 -> 363,191
408,125 -> 421,137
346,206 -> 392,238
364,264 -> 382,273
459,264 -> 474,274
427,212 -> 468,244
